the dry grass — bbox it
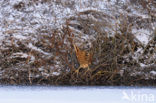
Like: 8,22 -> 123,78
0,0 -> 156,86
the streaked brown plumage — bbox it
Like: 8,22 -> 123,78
73,44 -> 92,73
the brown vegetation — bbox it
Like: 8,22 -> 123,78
0,0 -> 155,86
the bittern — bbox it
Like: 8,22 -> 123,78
73,44 -> 93,75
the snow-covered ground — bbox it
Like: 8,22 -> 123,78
0,86 -> 156,103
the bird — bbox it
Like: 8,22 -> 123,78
73,43 -> 93,76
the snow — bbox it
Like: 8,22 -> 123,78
13,34 -> 28,40
140,63 -> 149,67
150,71 -> 156,76
131,10 -> 150,19
132,29 -> 151,45
28,43 -> 50,56
0,86 -> 155,103
52,72 -> 60,76
12,52 -> 28,58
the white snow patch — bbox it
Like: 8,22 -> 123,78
140,63 -> 149,67
132,29 -> 150,45
12,52 -> 28,58
13,34 -> 27,40
52,72 -> 60,76
131,10 -> 150,19
28,43 -> 50,55
150,71 -> 156,75
0,86 -> 155,103
0,33 -> 4,41
10,0 -> 23,4
38,66 -> 44,71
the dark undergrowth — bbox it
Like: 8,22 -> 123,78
0,0 -> 156,86
0,20 -> 155,86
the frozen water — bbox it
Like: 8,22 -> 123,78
0,86 -> 155,103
